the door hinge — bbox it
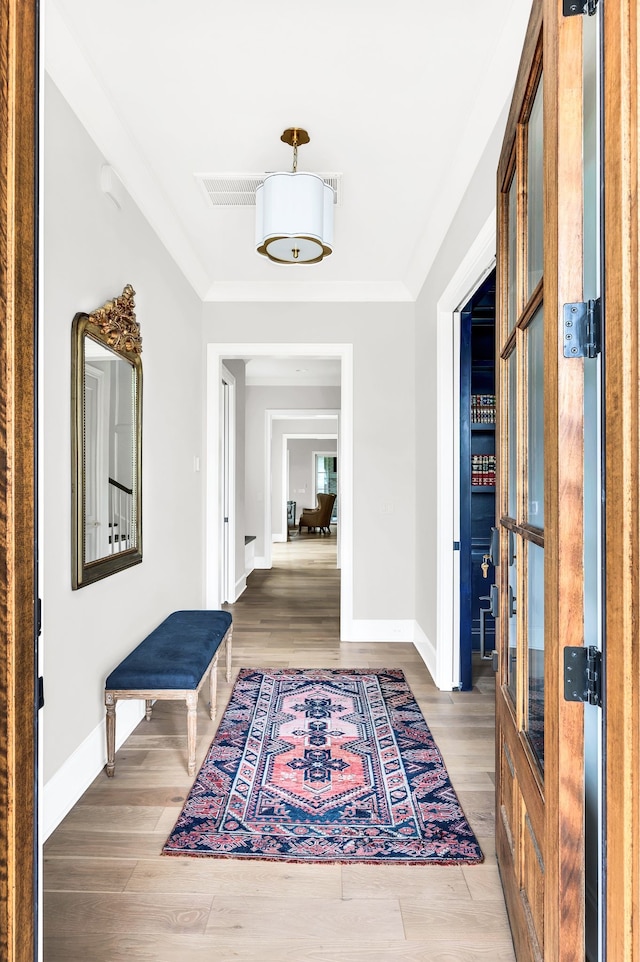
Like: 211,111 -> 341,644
453,541 -> 460,551
37,676 -> 45,710
564,645 -> 602,707
563,0 -> 598,16
563,299 -> 601,358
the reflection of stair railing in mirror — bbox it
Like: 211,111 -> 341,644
108,477 -> 134,553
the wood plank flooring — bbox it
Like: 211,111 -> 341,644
43,534 -> 515,961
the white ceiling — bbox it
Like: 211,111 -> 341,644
244,357 -> 341,387
45,0 -> 531,303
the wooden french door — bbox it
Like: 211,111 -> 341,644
495,2 -> 588,960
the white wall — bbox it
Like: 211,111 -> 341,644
206,308 -> 415,623
42,77 -> 205,823
289,438 -> 338,509
414,101 -> 509,684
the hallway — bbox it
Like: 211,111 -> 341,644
43,535 -> 515,961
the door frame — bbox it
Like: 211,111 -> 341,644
0,1 -> 38,960
206,342 -> 354,638
436,212 -> 496,689
83,363 -> 110,561
281,433 -> 337,541
267,415 -> 338,547
220,364 -> 236,603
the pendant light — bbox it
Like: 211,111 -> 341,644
255,128 -> 334,264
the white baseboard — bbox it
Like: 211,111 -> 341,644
234,575 -> 247,600
413,621 -> 438,686
41,699 -> 145,841
253,556 -> 270,569
272,533 -> 287,543
342,619 -> 415,643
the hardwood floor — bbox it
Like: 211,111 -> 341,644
43,534 -> 515,961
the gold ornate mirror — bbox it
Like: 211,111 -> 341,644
71,284 -> 142,588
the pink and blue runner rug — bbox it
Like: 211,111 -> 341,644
163,668 -> 483,864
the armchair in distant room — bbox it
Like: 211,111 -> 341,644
298,492 -> 336,534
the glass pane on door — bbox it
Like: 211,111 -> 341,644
527,541 -> 545,770
507,531 -> 518,705
508,177 -> 518,331
527,306 -> 544,526
527,79 -> 544,297
508,350 -> 518,519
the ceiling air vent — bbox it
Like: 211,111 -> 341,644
196,173 -> 342,207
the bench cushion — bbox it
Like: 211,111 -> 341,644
105,610 -> 232,691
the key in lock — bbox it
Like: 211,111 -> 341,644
481,554 -> 490,579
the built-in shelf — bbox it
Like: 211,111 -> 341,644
471,485 -> 496,493
471,423 -> 496,431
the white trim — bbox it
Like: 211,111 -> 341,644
253,556 -> 269,569
265,411 -> 339,564
221,364 -> 237,603
206,344 -> 353,643
435,212 -> 496,691
343,620 -> 415,643
413,622 -> 439,688
235,575 -> 247,599
282,432 -> 337,538
452,310 -> 462,689
42,699 -> 145,841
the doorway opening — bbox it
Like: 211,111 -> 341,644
284,433 -> 338,541
206,342 -> 354,640
458,269 -> 496,691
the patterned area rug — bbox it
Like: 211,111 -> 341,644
163,668 -> 483,864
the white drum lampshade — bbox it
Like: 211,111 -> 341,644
255,128 -> 334,264
256,171 -> 334,264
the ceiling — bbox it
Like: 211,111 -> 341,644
245,357 -> 341,387
45,0 -> 531,304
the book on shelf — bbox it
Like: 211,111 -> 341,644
471,453 -> 496,486
470,394 -> 496,424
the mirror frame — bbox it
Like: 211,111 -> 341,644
71,284 -> 143,588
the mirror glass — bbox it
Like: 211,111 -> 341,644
72,286 -> 142,587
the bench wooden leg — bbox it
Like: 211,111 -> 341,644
186,691 -> 198,776
226,627 -> 233,683
209,652 -> 218,721
145,699 -> 153,721
105,692 -> 116,777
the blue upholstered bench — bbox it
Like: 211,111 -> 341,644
104,610 -> 233,777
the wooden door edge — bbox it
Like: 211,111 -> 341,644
0,1 -> 38,960
602,1 -> 640,959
